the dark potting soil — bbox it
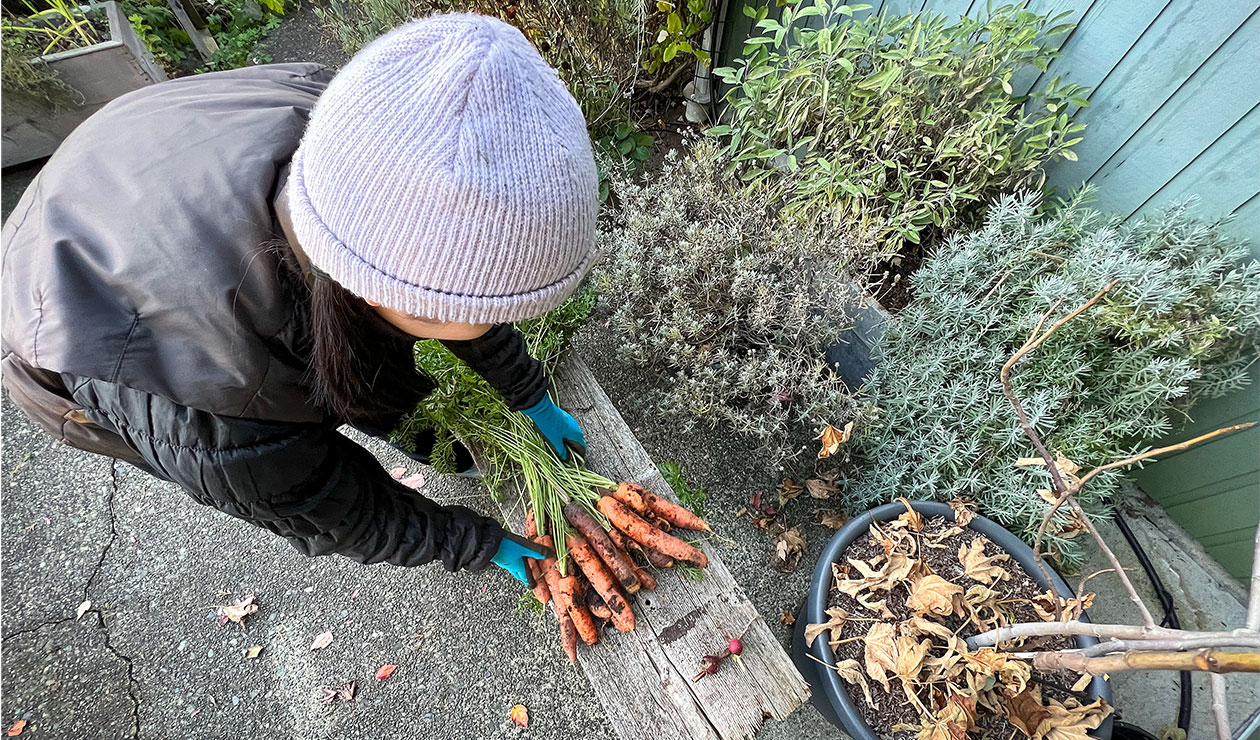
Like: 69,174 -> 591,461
826,515 -> 1090,740
865,244 -> 922,313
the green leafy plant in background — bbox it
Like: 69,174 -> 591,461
595,121 -> 653,202
710,0 -> 1088,264
641,0 -> 712,92
658,460 -> 707,517
598,142 -> 859,464
844,191 -> 1260,568
200,0 -> 282,70
391,288 -> 610,567
2,0 -> 101,55
127,2 -> 191,73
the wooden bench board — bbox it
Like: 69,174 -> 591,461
492,356 -> 811,740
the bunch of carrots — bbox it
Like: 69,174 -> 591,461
525,481 -> 713,662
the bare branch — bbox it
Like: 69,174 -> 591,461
1031,648 -> 1260,675
1211,673 -> 1230,740
966,620 -> 1255,649
1065,635 -> 1260,658
1075,422 -> 1256,491
1068,497 -> 1156,627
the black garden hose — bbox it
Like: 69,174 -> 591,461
1112,505 -> 1192,734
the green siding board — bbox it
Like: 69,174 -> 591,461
1130,104 -> 1260,222
1208,538 -> 1256,581
1200,523 -> 1260,548
1043,1 -> 1258,189
1007,0 -> 1092,97
1074,18 -> 1260,219
1151,469 -> 1255,510
1133,425 -> 1259,499
1031,0 -> 1169,96
1228,193 -> 1260,261
1163,484 -> 1258,539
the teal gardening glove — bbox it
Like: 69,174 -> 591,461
491,532 -> 550,585
521,394 -> 586,462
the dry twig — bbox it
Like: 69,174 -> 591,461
1210,673 -> 1229,740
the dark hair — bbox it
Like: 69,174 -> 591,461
305,269 -> 430,427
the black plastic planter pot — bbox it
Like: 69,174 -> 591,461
792,500 -> 1113,740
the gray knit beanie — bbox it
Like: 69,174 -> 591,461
287,14 -> 598,324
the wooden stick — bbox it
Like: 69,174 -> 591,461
1000,281 -> 1160,627
1210,673 -> 1230,740
1031,648 -> 1260,675
1064,635 -> 1260,658
967,620 -> 1239,648
1074,423 -> 1255,492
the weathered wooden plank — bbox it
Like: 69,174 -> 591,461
1084,16 -> 1260,218
1044,0 -> 1258,188
492,356 -> 811,740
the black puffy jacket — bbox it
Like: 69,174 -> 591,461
1,64 -> 546,573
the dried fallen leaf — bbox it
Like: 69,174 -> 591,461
958,538 -> 1011,585
907,575 -> 963,617
310,630 -> 334,650
318,680 -> 357,704
895,498 -> 923,531
75,599 -> 91,620
771,526 -> 807,573
805,477 -> 838,499
919,693 -> 976,740
1070,673 -> 1092,692
1041,695 -> 1110,740
399,473 -> 425,490
7,720 -> 26,736
375,664 -> 397,680
893,635 -> 929,684
901,616 -> 956,642
819,510 -> 849,530
834,658 -> 876,708
804,607 -> 848,647
779,610 -> 796,626
389,467 -> 407,479
862,622 -> 897,690
509,704 -> 529,728
217,594 -> 258,627
1155,727 -> 1188,740
244,645 -> 263,660
777,478 -> 803,505
816,421 -> 853,458
947,500 -> 975,527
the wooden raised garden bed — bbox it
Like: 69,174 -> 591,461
2,0 -> 166,168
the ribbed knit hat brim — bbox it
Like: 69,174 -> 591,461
287,14 -> 598,324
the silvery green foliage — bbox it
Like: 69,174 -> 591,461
848,191 -> 1260,566
598,144 -> 859,462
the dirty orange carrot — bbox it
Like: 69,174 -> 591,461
558,610 -> 578,664
609,527 -> 674,569
597,497 -> 709,569
567,533 -> 636,633
608,482 -> 649,515
563,503 -> 639,594
525,510 -> 539,538
642,489 -> 712,532
538,535 -> 599,646
628,558 -> 657,590
585,588 -> 612,620
650,513 -> 673,533
527,559 -> 550,605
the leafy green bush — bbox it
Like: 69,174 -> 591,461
598,142 -> 859,462
845,191 -> 1260,566
710,0 -> 1088,261
200,0 -> 282,70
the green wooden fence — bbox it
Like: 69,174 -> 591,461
716,0 -> 1260,579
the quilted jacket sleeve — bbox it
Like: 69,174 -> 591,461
66,375 -> 504,571
440,324 -> 549,411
